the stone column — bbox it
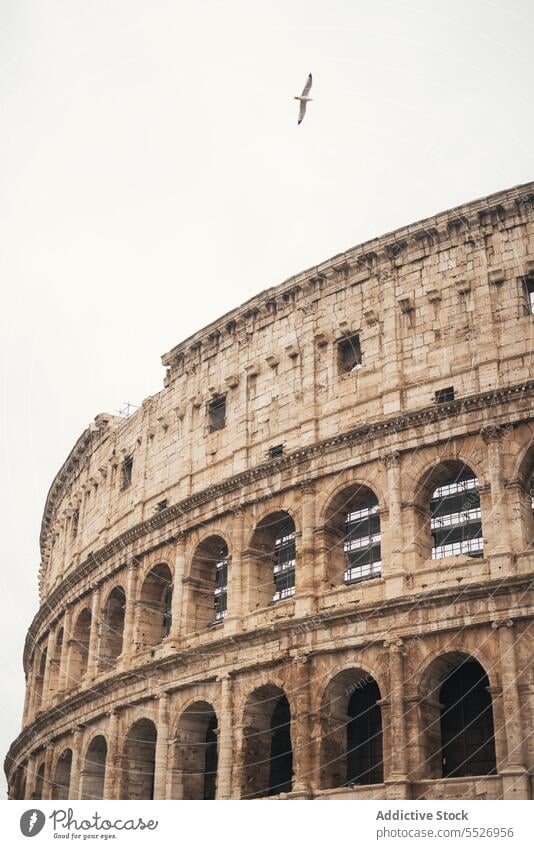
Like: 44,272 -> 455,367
226,506 -> 245,629
121,559 -> 139,661
382,452 -> 404,593
25,753 -> 37,800
216,674 -> 234,799
42,745 -> 55,800
86,584 -> 102,679
295,482 -> 316,617
384,639 -> 411,798
493,620 -> 529,799
69,727 -> 85,800
154,693 -> 170,799
58,606 -> 73,695
290,655 -> 314,797
41,629 -> 56,711
103,710 -> 119,800
169,533 -> 186,641
483,427 -> 512,562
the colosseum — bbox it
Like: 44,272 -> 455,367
5,181 -> 534,802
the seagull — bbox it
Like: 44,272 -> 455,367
294,73 -> 313,124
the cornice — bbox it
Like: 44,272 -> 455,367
7,572 -> 534,776
23,379 -> 534,672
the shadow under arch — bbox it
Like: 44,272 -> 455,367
241,683 -> 293,798
81,734 -> 107,799
51,748 -> 72,800
319,666 -> 383,790
418,651 -> 497,779
170,700 -> 218,799
121,718 -> 157,800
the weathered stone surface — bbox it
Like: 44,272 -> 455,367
5,182 -> 534,801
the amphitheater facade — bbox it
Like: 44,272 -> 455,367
5,182 -> 534,801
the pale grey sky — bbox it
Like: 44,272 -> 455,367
0,0 -> 532,795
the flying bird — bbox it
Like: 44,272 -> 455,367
294,73 -> 313,124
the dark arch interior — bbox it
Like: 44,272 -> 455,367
122,719 -> 157,800
51,749 -> 72,800
81,735 -> 107,799
268,695 -> 293,796
347,679 -> 383,785
99,586 -> 126,671
138,564 -> 173,648
242,685 -> 293,798
172,701 -> 218,799
439,660 -> 496,777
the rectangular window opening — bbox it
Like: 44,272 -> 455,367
208,395 -> 226,433
338,334 -> 362,374
435,386 -> 455,404
155,499 -> 168,514
268,444 -> 284,459
121,456 -> 133,490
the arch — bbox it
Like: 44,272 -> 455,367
33,762 -> 45,800
241,683 -> 293,798
69,607 -> 92,684
98,585 -> 126,671
170,701 -> 218,799
322,483 -> 381,585
51,748 -> 72,800
319,667 -> 383,789
245,512 -> 296,610
418,652 -> 497,779
428,463 -> 483,559
121,718 -> 157,800
185,536 -> 229,632
81,735 -> 107,799
137,564 -> 173,648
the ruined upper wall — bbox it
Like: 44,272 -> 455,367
39,182 -> 534,598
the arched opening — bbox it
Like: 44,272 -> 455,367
33,763 -> 45,800
422,462 -> 483,559
319,668 -> 383,789
247,512 -> 296,610
98,586 -> 126,671
323,485 -> 381,585
186,537 -> 229,632
420,653 -> 496,779
121,719 -> 157,800
69,608 -> 92,685
49,627 -> 63,696
171,701 -> 218,799
137,564 -> 173,648
242,684 -> 293,798
51,749 -> 72,800
81,735 -> 107,799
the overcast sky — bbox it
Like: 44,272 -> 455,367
0,0 -> 532,796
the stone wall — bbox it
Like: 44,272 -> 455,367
5,181 -> 534,800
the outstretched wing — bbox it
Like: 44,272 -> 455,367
301,73 -> 312,97
298,100 -> 307,124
